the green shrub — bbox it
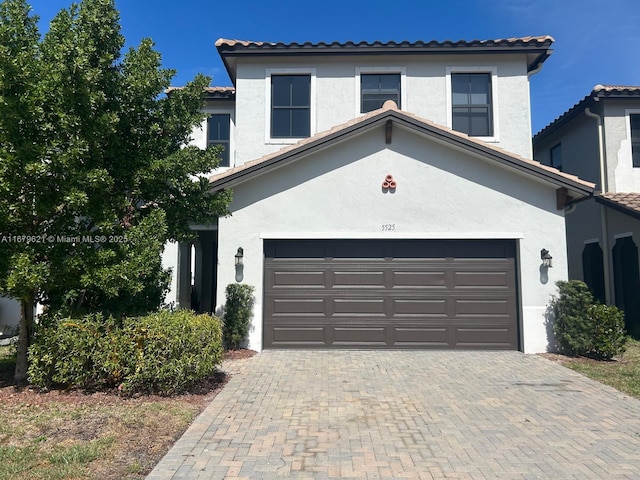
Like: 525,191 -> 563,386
28,310 -> 223,395
121,309 -> 223,394
551,280 -> 595,356
551,280 -> 627,359
223,283 -> 254,349
590,304 -> 627,360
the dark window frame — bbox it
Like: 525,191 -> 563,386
451,72 -> 494,137
550,143 -> 562,171
271,74 -> 311,139
207,113 -> 231,168
631,113 -> 640,168
360,73 -> 401,113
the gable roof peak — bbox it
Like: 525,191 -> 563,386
208,103 -> 594,197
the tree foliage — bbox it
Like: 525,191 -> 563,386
0,0 -> 231,383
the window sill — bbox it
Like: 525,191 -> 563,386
266,138 -> 307,145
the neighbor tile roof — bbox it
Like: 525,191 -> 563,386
534,85 -> 640,141
597,192 -> 640,217
216,36 -> 554,83
208,100 -> 594,197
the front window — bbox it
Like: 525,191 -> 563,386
631,114 -> 640,168
550,143 -> 562,171
451,73 -> 493,137
361,74 -> 401,113
271,75 -> 310,138
207,114 -> 230,167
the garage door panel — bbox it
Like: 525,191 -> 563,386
271,270 -> 326,288
392,271 -> 448,288
268,326 -> 326,345
270,298 -> 326,315
395,327 -> 449,346
392,299 -> 448,315
333,326 -> 387,344
333,298 -> 386,315
453,271 -> 512,288
455,327 -> 518,348
454,298 -> 513,316
333,270 -> 386,288
264,239 -> 519,350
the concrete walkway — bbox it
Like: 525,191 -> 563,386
147,351 -> 640,479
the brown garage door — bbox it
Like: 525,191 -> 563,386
263,239 -> 519,349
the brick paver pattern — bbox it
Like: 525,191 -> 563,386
147,351 -> 640,479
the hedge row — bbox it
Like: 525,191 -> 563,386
28,309 -> 223,395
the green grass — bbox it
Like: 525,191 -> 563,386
560,338 -> 640,399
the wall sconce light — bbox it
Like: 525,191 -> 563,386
540,248 -> 553,268
235,247 -> 244,267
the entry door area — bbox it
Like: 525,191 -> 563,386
263,239 -> 519,350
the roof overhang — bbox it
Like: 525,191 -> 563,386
216,37 -> 554,85
596,193 -> 640,220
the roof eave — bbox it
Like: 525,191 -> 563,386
595,196 -> 640,220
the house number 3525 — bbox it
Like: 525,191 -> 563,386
381,224 -> 395,231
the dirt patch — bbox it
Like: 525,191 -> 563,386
224,348 -> 258,361
0,349 -> 258,479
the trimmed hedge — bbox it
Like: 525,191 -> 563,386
551,280 -> 627,360
28,309 -> 223,395
223,283 -> 254,349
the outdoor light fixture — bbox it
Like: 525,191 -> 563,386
540,248 -> 553,268
235,247 -> 244,267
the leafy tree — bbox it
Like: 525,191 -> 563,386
0,0 -> 231,385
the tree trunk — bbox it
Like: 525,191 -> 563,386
14,298 -> 34,387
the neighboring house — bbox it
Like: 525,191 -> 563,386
533,85 -> 640,337
162,36 -> 595,353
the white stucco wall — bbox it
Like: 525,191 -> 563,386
602,100 -> 640,192
214,125 -> 567,353
0,297 -> 20,336
161,241 -> 179,308
233,54 -> 534,165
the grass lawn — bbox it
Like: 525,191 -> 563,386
544,338 -> 640,399
0,345 -> 231,480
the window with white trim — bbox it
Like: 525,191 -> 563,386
207,114 -> 230,167
355,67 -> 406,116
271,74 -> 311,138
451,72 -> 493,137
360,73 -> 401,112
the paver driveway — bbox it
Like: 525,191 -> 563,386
147,351 -> 640,479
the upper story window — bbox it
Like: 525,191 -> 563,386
550,143 -> 562,171
361,74 -> 401,113
631,114 -> 640,168
271,74 -> 311,138
207,114 -> 230,167
355,67 -> 406,116
451,73 -> 493,137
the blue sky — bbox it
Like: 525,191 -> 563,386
27,0 -> 640,134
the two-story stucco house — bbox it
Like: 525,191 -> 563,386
533,85 -> 640,337
162,36 -> 595,353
